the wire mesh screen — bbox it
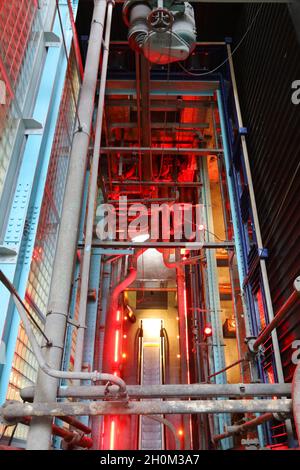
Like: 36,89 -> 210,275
4,46 -> 81,443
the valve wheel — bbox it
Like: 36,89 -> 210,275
147,8 -> 174,32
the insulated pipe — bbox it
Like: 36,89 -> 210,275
73,0 -> 114,381
1,399 -> 292,420
252,277 -> 300,352
26,0 -> 110,450
212,413 -> 274,444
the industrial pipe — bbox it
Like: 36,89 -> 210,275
0,271 -> 127,394
251,277 -> 300,352
20,382 -> 292,401
74,0 -> 114,380
1,399 -> 292,421
212,413 -> 274,444
102,249 -> 147,371
21,416 -> 93,449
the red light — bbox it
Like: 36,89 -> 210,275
32,246 -> 43,262
122,353 -> 127,359
204,325 -> 212,337
110,420 -> 115,450
116,309 -> 121,322
114,330 -> 120,362
123,334 -> 127,339
178,429 -> 184,437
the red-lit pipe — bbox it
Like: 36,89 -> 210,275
103,249 -> 147,371
59,415 -> 91,435
52,424 -> 93,449
0,445 -> 23,451
21,417 -> 93,449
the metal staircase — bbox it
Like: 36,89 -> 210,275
138,319 -> 164,450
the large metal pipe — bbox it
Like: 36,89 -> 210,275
26,0 -> 109,450
20,383 -> 292,401
1,399 -> 292,421
74,0 -> 114,380
252,277 -> 300,352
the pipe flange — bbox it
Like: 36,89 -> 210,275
245,337 -> 257,354
0,400 -> 21,426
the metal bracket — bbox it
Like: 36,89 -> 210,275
0,245 -> 18,263
44,32 -> 61,48
67,318 -> 81,328
23,118 -> 43,135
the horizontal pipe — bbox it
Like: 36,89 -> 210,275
109,122 -> 209,129
100,147 -> 223,154
90,241 -> 234,249
111,180 -> 203,187
20,383 -> 292,401
2,400 -> 292,420
253,277 -> 300,351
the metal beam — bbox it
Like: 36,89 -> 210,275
1,399 -> 292,422
100,147 -> 223,154
89,241 -> 235,249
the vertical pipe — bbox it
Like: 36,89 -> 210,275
26,0 -> 108,450
74,0 -> 114,380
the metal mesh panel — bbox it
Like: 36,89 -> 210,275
4,48 -> 80,442
0,0 -> 40,200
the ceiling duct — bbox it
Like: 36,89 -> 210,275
123,0 -> 197,64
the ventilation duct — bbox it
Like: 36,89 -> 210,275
123,0 -> 197,64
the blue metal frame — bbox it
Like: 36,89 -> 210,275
0,2 -> 78,404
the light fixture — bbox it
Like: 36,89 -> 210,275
204,325 -> 213,337
131,233 -> 150,243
